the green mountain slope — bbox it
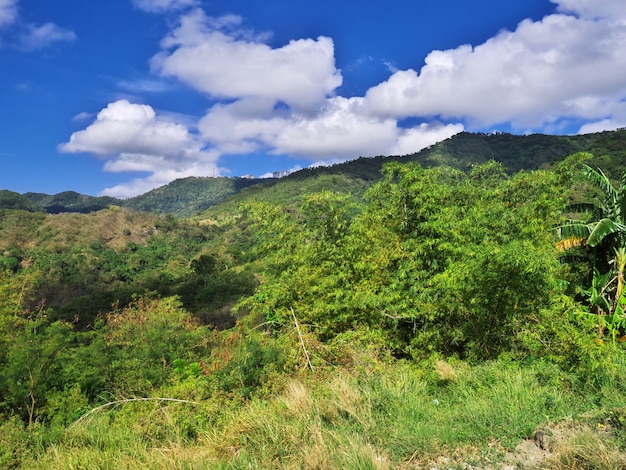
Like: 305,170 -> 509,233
124,176 -> 271,217
23,191 -> 121,214
4,130 -> 626,217
0,190 -> 43,212
198,130 -> 626,220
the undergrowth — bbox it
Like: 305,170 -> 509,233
9,353 -> 626,469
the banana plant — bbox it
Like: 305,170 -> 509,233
558,165 -> 626,337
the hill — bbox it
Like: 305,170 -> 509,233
11,177 -> 270,217
278,130 -> 623,181
23,191 -> 120,214
197,129 -> 626,220
124,176 -> 271,217
3,153 -> 626,468
4,130 -> 626,217
0,190 -> 43,212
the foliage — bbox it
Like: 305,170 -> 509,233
23,357 -> 626,469
0,208 -> 255,327
558,164 -> 626,339
125,176 -> 269,217
4,141 -> 626,467
240,161 -> 567,359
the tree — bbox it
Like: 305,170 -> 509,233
558,164 -> 626,337
240,162 -> 566,359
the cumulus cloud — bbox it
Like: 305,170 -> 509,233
268,98 -> 462,159
150,9 -> 342,111
198,96 -> 463,161
132,0 -> 198,14
363,0 -> 626,133
18,22 -> 76,51
159,10 -> 461,164
60,100 -> 219,197
554,0 -> 626,19
0,0 -> 17,28
68,0 -> 626,195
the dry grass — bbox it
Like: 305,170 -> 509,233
543,425 -> 626,470
282,379 -> 314,416
44,208 -> 157,250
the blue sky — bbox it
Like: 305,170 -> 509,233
1,0 -> 626,197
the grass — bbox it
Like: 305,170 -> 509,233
11,356 -> 626,469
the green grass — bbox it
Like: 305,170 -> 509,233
14,355 -> 625,469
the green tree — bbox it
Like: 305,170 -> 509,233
558,164 -> 626,336
240,162 -> 567,359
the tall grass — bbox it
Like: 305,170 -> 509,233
16,357 -> 626,469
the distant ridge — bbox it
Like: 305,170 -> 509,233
23,191 -> 120,214
3,130 -> 625,217
124,176 -> 272,217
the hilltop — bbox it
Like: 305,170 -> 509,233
3,130 -> 626,217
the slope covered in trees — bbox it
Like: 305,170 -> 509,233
4,130 -> 626,217
124,176 -> 272,217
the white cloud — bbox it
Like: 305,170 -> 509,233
150,9 -> 342,111
198,96 -> 463,161
65,0 -> 626,196
554,0 -> 626,19
151,8 -> 464,167
268,97 -> 400,159
117,78 -> 172,93
19,22 -> 76,51
72,112 -> 94,121
59,100 -> 219,198
0,1 -> 76,50
132,0 -> 198,14
363,0 -> 626,131
578,119 -> 626,134
391,122 -> 465,156
100,161 -> 220,198
0,0 -> 17,28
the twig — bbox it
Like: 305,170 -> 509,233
70,397 -> 201,428
291,307 -> 314,371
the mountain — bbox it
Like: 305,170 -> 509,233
12,177 -> 271,217
0,190 -> 43,212
124,176 -> 272,217
4,130 -> 626,217
197,129 -> 626,220
281,130 -> 620,182
23,191 -> 121,214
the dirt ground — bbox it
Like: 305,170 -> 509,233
422,422 -> 626,469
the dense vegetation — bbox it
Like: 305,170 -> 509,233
4,130 -> 626,218
124,176 -> 271,217
0,177 -> 271,217
3,135 -> 626,467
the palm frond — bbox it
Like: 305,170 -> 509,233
557,253 -> 589,264
583,165 -> 619,203
557,221 -> 591,241
617,171 -> 626,224
564,202 -> 596,215
587,218 -> 621,247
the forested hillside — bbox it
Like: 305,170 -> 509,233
2,142 -> 626,467
124,176 -> 271,217
4,130 -> 626,218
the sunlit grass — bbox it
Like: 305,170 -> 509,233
18,357 -> 626,469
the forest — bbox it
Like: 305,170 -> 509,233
3,132 -> 626,468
